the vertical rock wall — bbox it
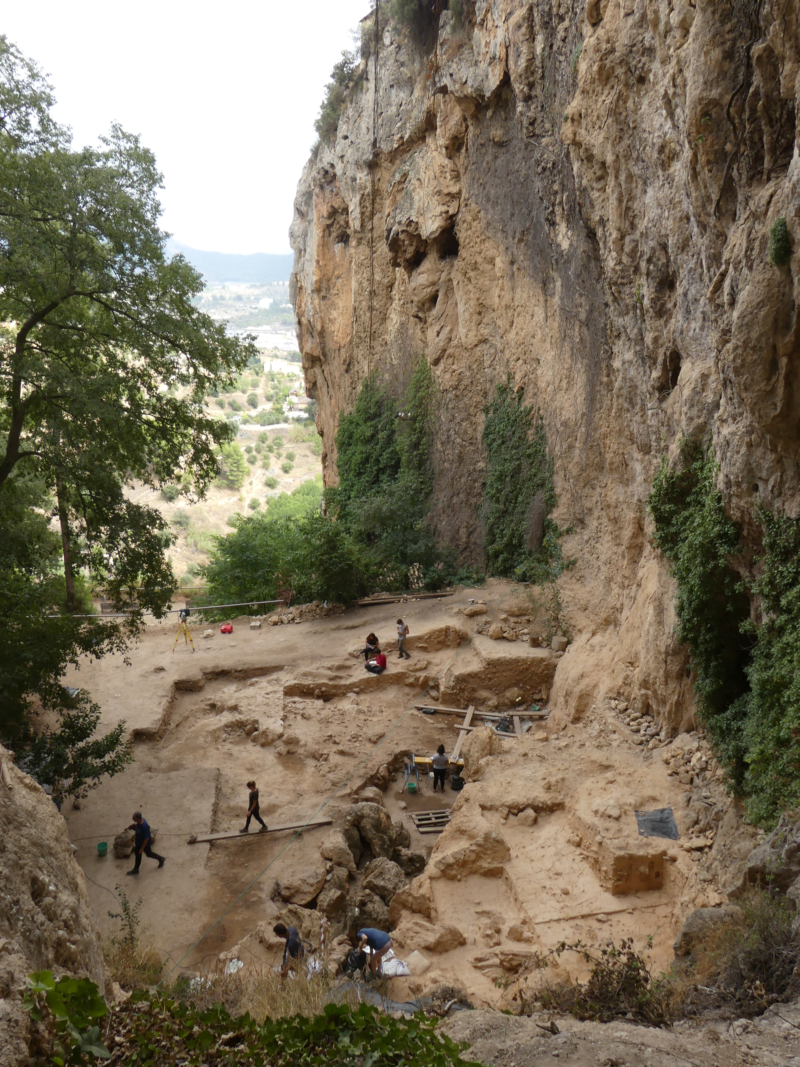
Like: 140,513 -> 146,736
0,747 -> 106,1066
291,0 -> 800,728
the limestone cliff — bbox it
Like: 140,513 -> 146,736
0,747 -> 105,1066
291,0 -> 800,730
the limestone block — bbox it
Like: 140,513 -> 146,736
249,620 -> 262,630
256,719 -> 285,747
429,823 -> 511,880
516,808 -> 538,827
387,876 -> 435,927
462,604 -> 488,617
317,866 -> 350,919
488,623 -> 503,640
319,829 -> 357,873
596,840 -> 667,896
363,857 -> 407,901
392,916 -> 466,953
203,629 -> 214,639
277,865 -> 327,906
355,786 -> 385,806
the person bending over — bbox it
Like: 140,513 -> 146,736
432,744 -> 448,792
365,648 -> 387,675
274,923 -> 305,976
356,927 -> 393,977
125,812 -> 165,876
240,780 -> 268,834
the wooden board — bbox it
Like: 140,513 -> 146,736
357,592 -> 454,607
450,705 -> 474,761
410,811 -> 451,834
513,715 -> 522,737
415,704 -> 547,721
188,817 -> 332,844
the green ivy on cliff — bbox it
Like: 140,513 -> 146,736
328,358 -> 447,591
648,443 -> 800,825
481,379 -> 566,583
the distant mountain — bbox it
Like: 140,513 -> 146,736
167,240 -> 294,284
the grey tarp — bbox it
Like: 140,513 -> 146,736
635,807 -> 679,840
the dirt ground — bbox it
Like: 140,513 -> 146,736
63,581 -> 734,1005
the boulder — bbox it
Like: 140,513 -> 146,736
392,917 -> 466,953
363,857 -> 407,901
277,865 -> 326,906
516,808 -> 538,827
345,802 -> 407,860
320,829 -> 357,873
462,604 -> 488,617
256,719 -> 284,746
317,866 -> 350,919
393,847 -> 427,876
673,906 -> 743,957
113,828 -> 135,859
342,823 -> 363,865
745,811 -> 800,894
488,623 -> 504,640
460,727 -> 505,782
353,888 -> 389,930
388,878 -> 435,927
355,786 -> 385,806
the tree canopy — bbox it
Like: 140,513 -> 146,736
0,36 -> 256,739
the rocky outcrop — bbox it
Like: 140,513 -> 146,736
0,747 -> 105,1067
291,0 -> 800,733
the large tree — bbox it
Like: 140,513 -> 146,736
0,37 -> 256,737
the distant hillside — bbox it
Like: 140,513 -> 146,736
167,240 -> 294,284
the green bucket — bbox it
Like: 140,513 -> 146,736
407,781 -> 418,795
96,841 -> 108,857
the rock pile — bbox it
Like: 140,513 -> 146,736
266,601 -> 344,625
611,698 -> 665,747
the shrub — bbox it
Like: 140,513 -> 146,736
247,393 -> 259,408
768,216 -> 791,267
215,397 -> 225,408
171,511 -> 191,530
244,445 -> 253,454
312,435 -> 323,456
264,476 -> 279,489
228,398 -> 242,412
160,484 -> 181,503
247,454 -> 257,465
285,450 -> 296,462
248,498 -> 261,510
314,50 -> 358,146
254,442 -> 263,454
281,461 -> 294,473
24,971 -> 110,1064
272,435 -> 284,449
258,432 -> 268,444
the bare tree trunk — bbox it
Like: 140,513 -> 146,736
56,477 -> 77,614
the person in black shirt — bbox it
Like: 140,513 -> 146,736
125,812 -> 165,875
361,633 -> 379,660
273,922 -> 305,975
240,781 -> 268,833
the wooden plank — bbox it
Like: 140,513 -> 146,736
415,704 -> 547,721
189,817 -> 332,844
417,826 -> 448,834
451,705 -> 474,762
411,811 -> 451,826
1,759 -> 13,791
513,715 -> 522,737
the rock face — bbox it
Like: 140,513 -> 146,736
0,747 -> 106,1067
291,1 -> 800,732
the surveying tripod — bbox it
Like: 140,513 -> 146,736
172,608 -> 195,653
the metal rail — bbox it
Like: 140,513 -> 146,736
48,599 -> 285,619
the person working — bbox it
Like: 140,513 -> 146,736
361,633 -> 379,661
273,922 -> 305,975
356,927 -> 393,977
396,619 -> 410,659
125,812 -> 165,876
432,744 -> 448,792
365,648 -> 387,675
240,781 -> 268,834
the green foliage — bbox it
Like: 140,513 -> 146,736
481,380 -> 565,583
264,475 -> 279,489
107,886 -> 143,949
228,398 -> 243,412
332,374 -> 401,513
248,498 -> 261,510
314,50 -> 358,147
215,443 -> 249,490
285,450 -> 296,462
17,695 -> 132,803
25,970 -> 110,1064
768,216 -> 791,267
281,461 -> 294,474
739,512 -> 800,823
171,511 -> 191,530
160,484 -> 181,503
571,41 -> 583,70
247,454 -> 257,465
95,996 -> 477,1067
246,393 -> 259,408
648,444 -> 752,782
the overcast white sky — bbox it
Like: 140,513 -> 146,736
4,0 -> 369,254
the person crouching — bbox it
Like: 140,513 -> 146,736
365,647 -> 387,675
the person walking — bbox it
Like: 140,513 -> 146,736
240,781 -> 268,834
431,744 -> 448,792
125,812 -> 165,875
355,927 -> 393,978
396,619 -> 410,659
